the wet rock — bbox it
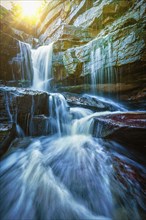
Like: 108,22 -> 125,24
9,137 -> 34,151
73,0 -> 133,29
123,88 -> 146,110
0,86 -> 49,136
113,156 -> 146,189
112,156 -> 146,219
31,115 -> 50,136
63,92 -> 121,111
37,0 -> 93,44
50,0 -> 146,100
0,123 -> 16,156
92,112 -> 146,152
57,83 -> 140,95
49,25 -> 98,50
0,32 -> 20,81
0,32 -> 33,85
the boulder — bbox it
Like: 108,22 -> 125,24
63,92 -> 123,111
92,112 -> 146,152
0,86 -> 49,136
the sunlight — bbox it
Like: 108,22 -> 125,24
20,1 -> 42,18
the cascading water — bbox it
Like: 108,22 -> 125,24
48,93 -> 71,136
19,41 -> 33,82
31,43 -> 53,91
9,41 -> 33,83
1,42 -> 146,220
90,39 -> 114,94
4,89 -> 24,137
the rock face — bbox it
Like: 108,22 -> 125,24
0,33 -> 20,82
0,5 -> 36,87
0,123 -> 16,156
92,112 -> 146,152
37,0 -> 93,44
37,0 -> 146,102
0,86 -> 50,153
0,33 -> 33,87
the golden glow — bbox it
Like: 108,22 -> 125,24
19,1 -> 42,18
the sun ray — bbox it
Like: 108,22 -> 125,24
19,1 -> 42,18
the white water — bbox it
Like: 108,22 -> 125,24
90,40 -> 114,94
31,43 -> 53,91
19,41 -> 33,81
1,116 -> 145,219
9,41 -> 33,82
48,93 -> 71,136
83,94 -> 127,111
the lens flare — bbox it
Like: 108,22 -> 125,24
20,1 -> 42,18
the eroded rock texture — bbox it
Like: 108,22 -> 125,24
92,112 -> 146,152
0,87 -> 50,154
37,0 -> 146,101
0,5 -> 36,87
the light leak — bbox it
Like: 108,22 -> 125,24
19,1 -> 42,18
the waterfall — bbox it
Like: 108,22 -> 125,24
1,38 -> 145,220
90,39 -> 114,94
31,43 -> 53,91
19,41 -> 33,82
48,93 -> 71,136
9,41 -> 33,83
90,47 -> 102,93
4,89 -> 25,137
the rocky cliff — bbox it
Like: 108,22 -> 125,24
37,0 -> 146,102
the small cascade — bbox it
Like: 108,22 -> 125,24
83,94 -> 127,111
70,107 -> 93,119
4,90 -> 24,137
90,47 -> 102,93
31,43 -> 53,91
48,93 -> 71,136
71,110 -> 115,136
90,39 -> 114,94
9,41 -> 33,84
4,92 -> 13,122
19,41 -> 33,82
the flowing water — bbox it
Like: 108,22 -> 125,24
90,39 -> 115,94
0,43 -> 146,220
19,41 -> 33,82
9,41 -> 33,82
31,43 -> 53,91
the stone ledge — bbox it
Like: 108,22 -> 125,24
92,112 -> 146,152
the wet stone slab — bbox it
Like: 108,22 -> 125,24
92,112 -> 146,153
